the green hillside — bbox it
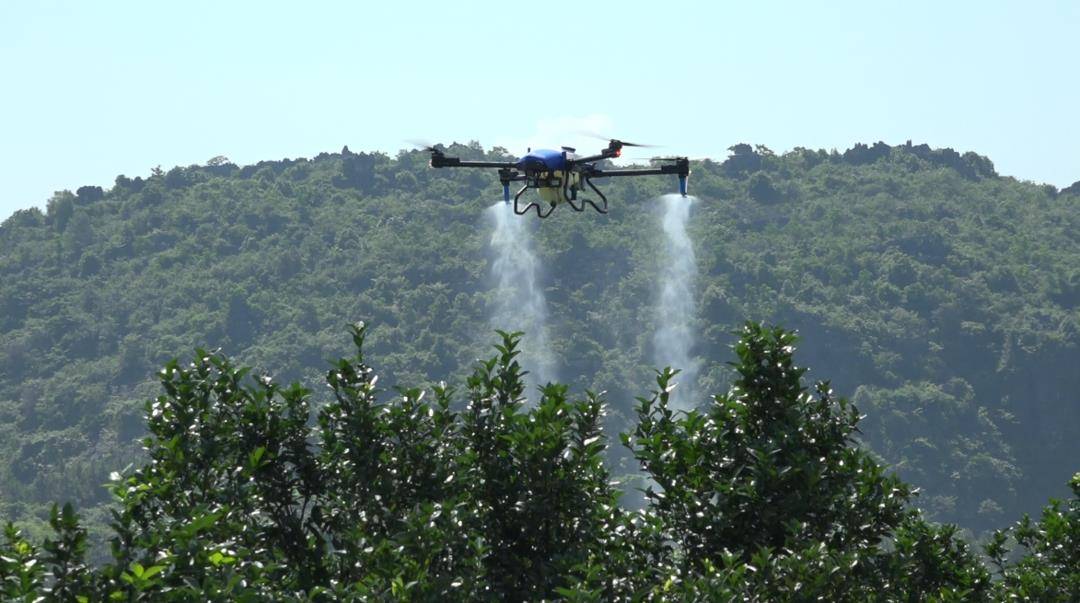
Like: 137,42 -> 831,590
1,141 -> 1078,540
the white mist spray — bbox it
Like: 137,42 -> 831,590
653,194 -> 699,409
485,202 -> 557,391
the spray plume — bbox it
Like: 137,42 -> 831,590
485,202 -> 557,392
653,194 -> 699,409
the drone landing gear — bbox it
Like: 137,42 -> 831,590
513,185 -> 555,218
580,177 -> 609,214
562,176 -> 608,215
506,177 -> 610,218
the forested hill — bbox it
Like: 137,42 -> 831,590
1,141 -> 1078,539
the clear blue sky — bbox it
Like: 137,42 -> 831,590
2,1 -> 1078,220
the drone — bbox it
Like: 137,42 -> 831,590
421,139 -> 690,218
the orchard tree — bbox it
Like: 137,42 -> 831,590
4,323 -> 1077,601
986,472 -> 1080,601
616,323 -> 990,599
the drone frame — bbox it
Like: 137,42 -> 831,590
428,140 -> 690,218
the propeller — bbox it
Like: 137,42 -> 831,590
405,139 -> 441,152
614,139 -> 659,148
577,131 -> 661,149
628,155 -> 707,162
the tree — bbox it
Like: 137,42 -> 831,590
79,326 -> 625,599
619,323 -> 990,599
723,143 -> 762,175
334,152 -> 377,190
986,472 -> 1080,601
75,186 -> 104,204
61,210 -> 94,262
748,171 -> 781,202
0,523 -> 45,598
5,323 -> 1075,600
45,190 -> 75,232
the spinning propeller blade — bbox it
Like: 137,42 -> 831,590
628,156 -> 707,162
405,139 -> 439,152
577,131 -> 661,149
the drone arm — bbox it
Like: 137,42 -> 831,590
429,153 -> 515,169
570,153 -> 611,164
587,167 -> 667,178
587,162 -> 689,179
586,159 -> 691,196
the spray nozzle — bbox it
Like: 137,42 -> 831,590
502,182 -> 511,203
678,175 -> 689,197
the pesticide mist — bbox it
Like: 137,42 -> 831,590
485,202 -> 557,391
653,194 -> 699,409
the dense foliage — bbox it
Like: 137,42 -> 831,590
12,323 -> 1076,600
1,141 -> 1078,545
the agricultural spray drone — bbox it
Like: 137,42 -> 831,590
419,138 -> 690,218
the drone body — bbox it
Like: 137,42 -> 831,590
426,139 -> 690,218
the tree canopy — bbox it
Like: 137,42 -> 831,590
10,323 -> 1075,600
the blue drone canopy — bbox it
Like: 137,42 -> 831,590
515,149 -> 569,172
